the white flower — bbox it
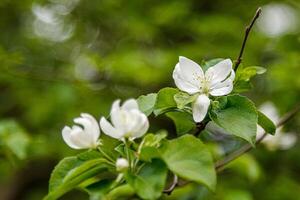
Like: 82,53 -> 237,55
100,99 -> 149,141
62,113 -> 100,149
116,158 -> 129,172
173,56 -> 235,122
257,102 -> 297,151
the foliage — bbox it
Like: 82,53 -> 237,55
0,0 -> 299,200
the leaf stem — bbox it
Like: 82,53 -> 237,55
97,147 -> 115,165
234,7 -> 262,71
124,139 -> 132,171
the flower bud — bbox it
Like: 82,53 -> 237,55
116,158 -> 129,172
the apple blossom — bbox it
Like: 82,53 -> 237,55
62,113 -> 100,149
100,99 -> 149,141
173,56 -> 235,122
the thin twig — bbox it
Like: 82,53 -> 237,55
234,7 -> 262,71
163,174 -> 178,195
162,103 -> 300,193
215,104 -> 300,172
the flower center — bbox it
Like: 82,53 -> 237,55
199,76 -> 211,95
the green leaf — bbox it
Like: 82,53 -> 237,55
233,66 -> 266,93
258,111 -> 276,135
233,80 -> 253,93
210,95 -> 258,146
48,157 -> 82,192
166,112 -> 196,135
236,66 -> 266,82
174,92 -> 198,109
45,157 -> 110,200
154,87 -> 178,116
0,120 -> 30,160
139,132 -> 167,162
142,132 -> 167,147
105,184 -> 135,200
127,159 -> 168,199
159,135 -> 216,191
137,93 -> 157,116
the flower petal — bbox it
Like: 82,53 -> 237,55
229,69 -> 235,81
206,59 -> 232,86
210,78 -> 233,96
100,117 -> 123,140
81,113 -> 100,142
179,56 -> 204,81
130,112 -> 149,139
192,94 -> 210,123
62,126 -> 81,149
69,125 -> 92,148
173,63 -> 201,94
111,99 -> 123,128
122,99 -> 139,111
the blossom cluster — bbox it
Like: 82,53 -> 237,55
62,99 -> 149,149
61,56 -> 235,167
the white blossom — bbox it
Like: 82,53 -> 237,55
173,56 -> 235,122
100,99 -> 149,141
62,113 -> 100,149
116,158 -> 129,172
257,102 -> 297,151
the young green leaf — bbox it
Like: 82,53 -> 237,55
154,87 -> 179,115
126,159 -> 168,199
174,92 -> 198,109
159,135 -> 216,191
257,111 -> 276,135
166,112 -> 196,135
138,132 -> 167,162
45,157 -> 110,200
209,95 -> 258,146
137,93 -> 157,116
233,66 -> 266,93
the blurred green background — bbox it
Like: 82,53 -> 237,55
0,0 -> 299,199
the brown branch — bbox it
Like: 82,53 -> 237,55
193,121 -> 209,136
215,103 -> 300,172
234,7 -> 262,71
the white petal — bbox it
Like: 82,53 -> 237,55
173,63 -> 201,94
210,78 -> 233,96
179,56 -> 204,80
69,125 -> 92,148
229,69 -> 235,81
206,59 -> 232,85
81,113 -> 100,142
73,117 -> 95,145
122,99 -> 139,111
100,117 -> 123,140
111,99 -> 122,128
129,111 -> 149,139
62,126 -> 81,149
192,94 -> 210,123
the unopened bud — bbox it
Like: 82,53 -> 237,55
116,158 -> 129,172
